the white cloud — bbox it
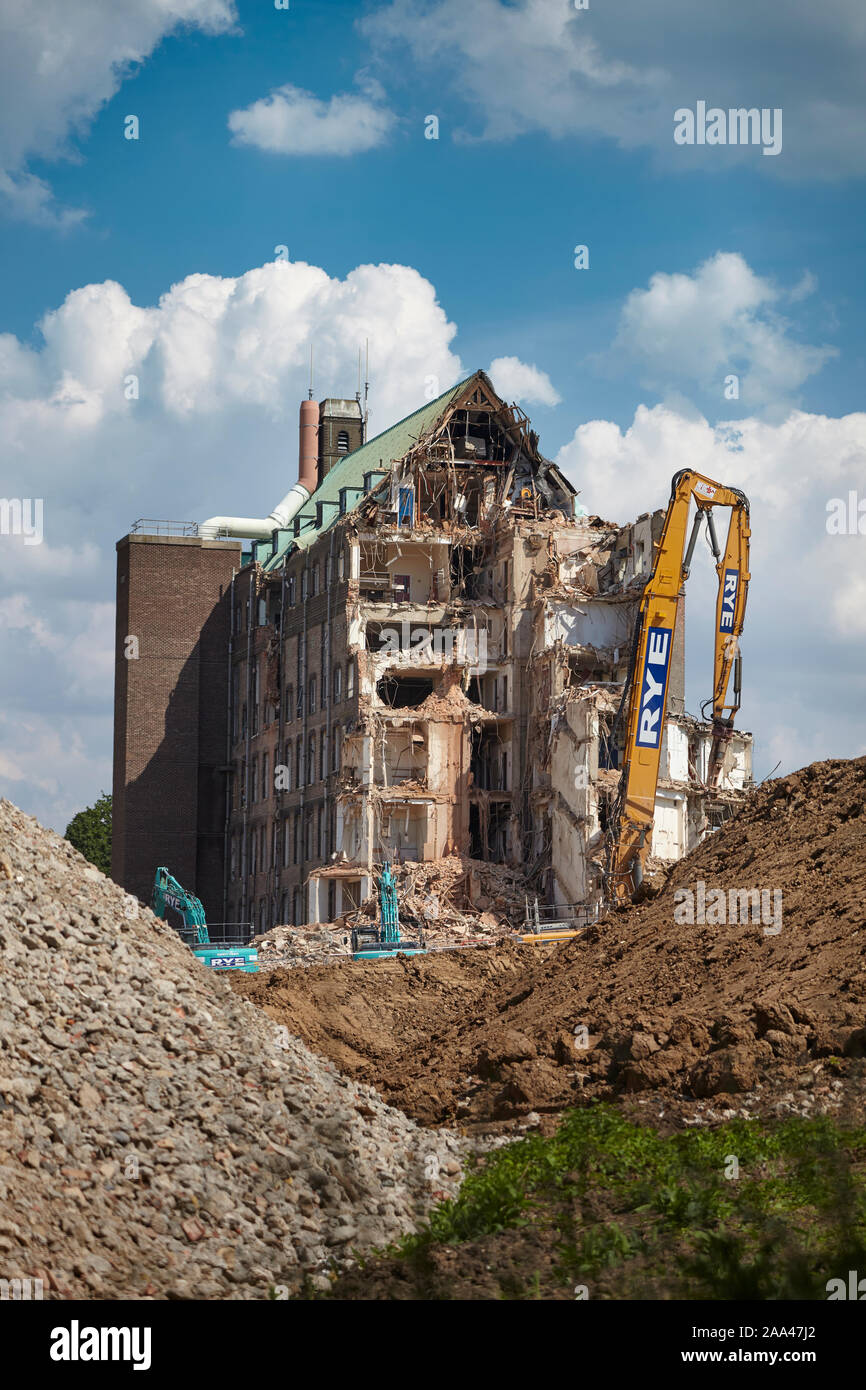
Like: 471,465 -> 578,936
487,356 -> 561,407
362,0 -> 866,178
228,84 -> 395,156
611,253 -> 836,416
0,255 -> 462,827
0,0 -> 236,222
556,402 -> 866,772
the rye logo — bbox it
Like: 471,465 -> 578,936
635,626 -> 672,749
719,568 -> 739,633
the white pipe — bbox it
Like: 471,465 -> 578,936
198,482 -> 311,541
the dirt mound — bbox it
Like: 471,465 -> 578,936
0,800 -> 464,1299
234,757 -> 866,1127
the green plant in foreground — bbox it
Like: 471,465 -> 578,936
387,1104 -> 866,1299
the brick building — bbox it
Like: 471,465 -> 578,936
112,370 -> 752,930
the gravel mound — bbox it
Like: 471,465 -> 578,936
0,800 -> 463,1299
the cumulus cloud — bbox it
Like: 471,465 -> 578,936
487,356 -> 561,407
0,0 -> 236,222
556,403 -> 866,772
361,0 -> 866,178
610,253 -> 836,416
228,83 -> 395,156
0,256 -> 462,827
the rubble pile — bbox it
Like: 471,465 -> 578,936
254,857 -> 535,968
0,800 -> 465,1299
354,856 -> 530,946
255,923 -> 352,969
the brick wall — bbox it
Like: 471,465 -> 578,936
112,534 -> 241,915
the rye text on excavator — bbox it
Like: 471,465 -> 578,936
605,469 -> 750,906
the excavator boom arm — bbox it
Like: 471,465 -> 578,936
607,470 -> 750,903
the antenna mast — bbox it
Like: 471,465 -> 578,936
308,344 -> 314,401
363,339 -> 369,441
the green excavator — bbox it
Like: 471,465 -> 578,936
350,861 -> 426,961
151,866 -> 258,972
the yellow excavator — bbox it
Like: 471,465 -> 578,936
605,468 -> 750,906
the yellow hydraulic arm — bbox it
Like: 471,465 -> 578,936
606,469 -> 750,905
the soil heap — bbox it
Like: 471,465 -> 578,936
234,757 -> 866,1126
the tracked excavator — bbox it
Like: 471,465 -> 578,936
350,861 -> 427,960
151,866 -> 258,972
604,469 -> 750,906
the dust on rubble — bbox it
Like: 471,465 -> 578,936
234,756 -> 866,1131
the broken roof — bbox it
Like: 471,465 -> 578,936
263,368 -> 575,570
264,375 -> 474,570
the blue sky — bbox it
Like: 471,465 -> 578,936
0,0 -> 864,828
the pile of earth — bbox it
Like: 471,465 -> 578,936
0,800 -> 464,1300
233,756 -> 866,1128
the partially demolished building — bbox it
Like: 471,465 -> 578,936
112,371 -> 752,930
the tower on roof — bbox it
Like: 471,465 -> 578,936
318,398 -> 364,487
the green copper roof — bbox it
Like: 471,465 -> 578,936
263,374 -> 474,569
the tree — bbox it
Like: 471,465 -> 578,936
65,792 -> 112,876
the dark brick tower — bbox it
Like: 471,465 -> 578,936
112,533 -> 241,915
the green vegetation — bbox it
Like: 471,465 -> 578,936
64,791 -> 112,876
386,1105 -> 866,1299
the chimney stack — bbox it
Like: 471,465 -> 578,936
299,398 -> 319,494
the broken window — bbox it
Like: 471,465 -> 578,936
398,486 -> 414,526
469,802 -> 509,863
376,675 -> 434,708
470,728 -> 509,790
